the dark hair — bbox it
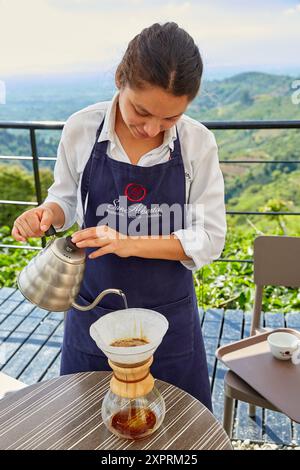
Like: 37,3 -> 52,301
115,22 -> 203,101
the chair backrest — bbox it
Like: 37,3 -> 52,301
251,236 -> 300,335
254,236 -> 300,287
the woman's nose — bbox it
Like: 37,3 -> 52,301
143,119 -> 161,137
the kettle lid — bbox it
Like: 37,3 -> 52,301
51,236 -> 86,265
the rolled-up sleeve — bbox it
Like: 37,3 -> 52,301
44,127 -> 79,232
173,132 -> 227,271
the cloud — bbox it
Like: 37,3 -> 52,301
0,0 -> 299,75
47,0 -> 145,12
284,3 -> 300,14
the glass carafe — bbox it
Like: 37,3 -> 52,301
102,356 -> 165,439
102,386 -> 165,440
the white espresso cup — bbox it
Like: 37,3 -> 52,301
267,332 -> 300,364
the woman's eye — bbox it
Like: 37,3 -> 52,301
134,108 -> 148,117
134,107 -> 177,121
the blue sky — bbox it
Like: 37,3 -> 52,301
0,0 -> 299,77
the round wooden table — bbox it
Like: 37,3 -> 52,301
0,372 -> 232,450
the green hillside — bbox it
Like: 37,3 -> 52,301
192,72 -> 299,119
192,72 -> 300,217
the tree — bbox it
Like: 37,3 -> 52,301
260,198 -> 293,235
240,90 -> 254,106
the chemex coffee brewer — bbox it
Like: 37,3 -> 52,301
90,308 -> 169,440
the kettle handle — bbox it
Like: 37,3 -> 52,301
45,225 -> 57,237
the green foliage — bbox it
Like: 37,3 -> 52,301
0,164 -> 54,227
0,225 -> 39,287
0,224 -> 76,288
194,228 -> 300,313
259,198 -> 294,235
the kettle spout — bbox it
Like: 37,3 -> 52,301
71,288 -> 128,311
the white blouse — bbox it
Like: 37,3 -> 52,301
45,91 -> 227,271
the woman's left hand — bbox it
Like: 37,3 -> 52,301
71,225 -> 133,259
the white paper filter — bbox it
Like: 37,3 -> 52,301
89,308 -> 169,364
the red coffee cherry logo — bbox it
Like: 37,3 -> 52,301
125,183 -> 147,202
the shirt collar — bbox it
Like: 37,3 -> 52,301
98,90 -> 177,151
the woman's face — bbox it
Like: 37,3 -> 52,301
117,84 -> 190,140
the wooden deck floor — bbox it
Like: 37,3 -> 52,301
1,286 -> 299,445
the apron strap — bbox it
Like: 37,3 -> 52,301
170,128 -> 182,160
81,117 -> 106,228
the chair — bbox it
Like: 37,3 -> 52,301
0,372 -> 26,399
221,235 -> 300,437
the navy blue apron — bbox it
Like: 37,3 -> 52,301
60,117 -> 212,410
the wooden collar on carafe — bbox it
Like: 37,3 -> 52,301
108,356 -> 155,399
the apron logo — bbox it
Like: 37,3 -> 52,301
125,183 -> 147,202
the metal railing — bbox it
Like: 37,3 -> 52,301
0,120 -> 300,261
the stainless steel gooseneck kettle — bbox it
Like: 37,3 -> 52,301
17,226 -> 126,312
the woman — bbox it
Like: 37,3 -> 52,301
12,22 -> 226,410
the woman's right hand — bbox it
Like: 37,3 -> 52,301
11,206 -> 55,242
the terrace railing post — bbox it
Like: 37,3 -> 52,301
29,128 -> 45,248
